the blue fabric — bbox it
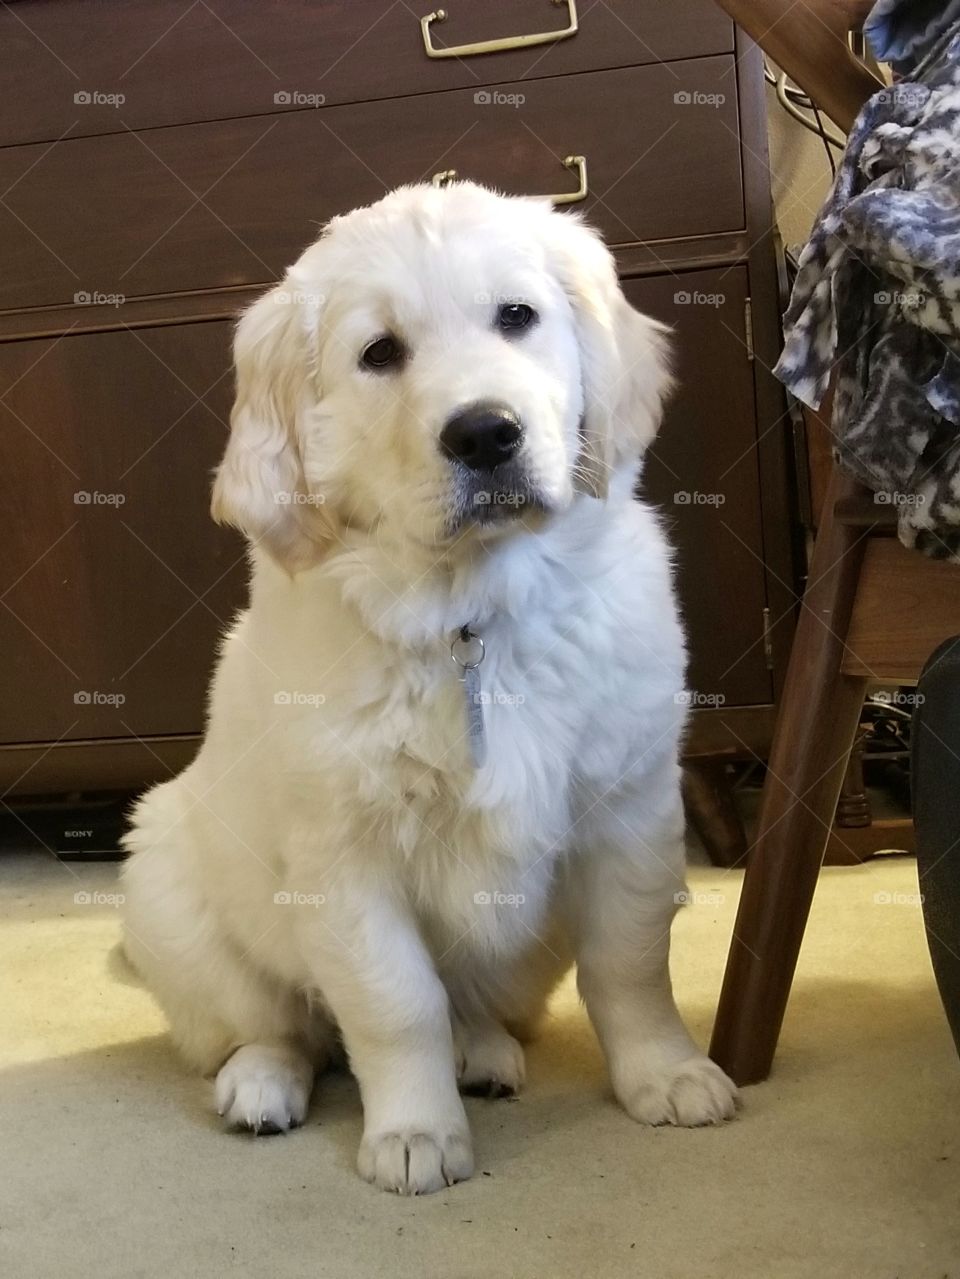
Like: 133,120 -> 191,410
774,19 -> 960,561
865,0 -> 960,74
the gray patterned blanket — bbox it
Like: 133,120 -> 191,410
774,11 -> 960,560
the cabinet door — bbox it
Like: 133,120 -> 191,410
0,321 -> 244,746
627,267 -> 773,707
0,267 -> 772,758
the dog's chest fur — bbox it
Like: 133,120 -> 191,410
209,499 -> 683,955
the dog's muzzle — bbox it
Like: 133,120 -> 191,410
441,400 -> 545,531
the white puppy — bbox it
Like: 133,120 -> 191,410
121,182 -> 737,1195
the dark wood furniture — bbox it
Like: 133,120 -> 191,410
0,0 -> 796,797
805,407 -> 916,863
709,0 -> 960,1086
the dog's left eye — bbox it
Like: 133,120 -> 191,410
497,303 -> 536,332
360,335 -> 404,370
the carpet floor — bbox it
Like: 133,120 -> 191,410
1,849 -> 957,1279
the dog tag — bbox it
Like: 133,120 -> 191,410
461,665 -> 487,768
451,626 -> 487,769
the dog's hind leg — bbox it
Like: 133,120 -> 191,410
447,932 -> 570,1098
453,1014 -> 526,1098
121,784 -> 328,1134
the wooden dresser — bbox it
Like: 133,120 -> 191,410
0,0 -> 798,796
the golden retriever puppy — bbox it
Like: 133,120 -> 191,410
122,182 -> 737,1195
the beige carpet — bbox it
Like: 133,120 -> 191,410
1,849 -> 957,1279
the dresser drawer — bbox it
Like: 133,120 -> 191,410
0,0 -> 734,146
0,59 -> 743,310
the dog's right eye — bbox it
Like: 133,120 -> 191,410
497,303 -> 536,331
360,335 -> 404,371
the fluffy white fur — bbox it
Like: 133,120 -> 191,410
121,182 -> 737,1196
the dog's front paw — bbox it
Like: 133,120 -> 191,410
358,1127 -> 474,1194
215,1042 -> 313,1135
615,1053 -> 739,1127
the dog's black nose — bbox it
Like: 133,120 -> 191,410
440,402 -> 523,471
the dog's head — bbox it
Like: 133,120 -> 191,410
212,183 -> 672,571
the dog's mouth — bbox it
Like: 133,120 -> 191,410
447,461 -> 548,535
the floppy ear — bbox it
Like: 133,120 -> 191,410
211,283 -> 333,573
547,215 -> 673,498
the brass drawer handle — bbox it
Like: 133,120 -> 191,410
421,0 -> 578,59
431,154 -> 588,207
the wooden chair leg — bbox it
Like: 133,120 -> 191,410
710,474 -> 870,1085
